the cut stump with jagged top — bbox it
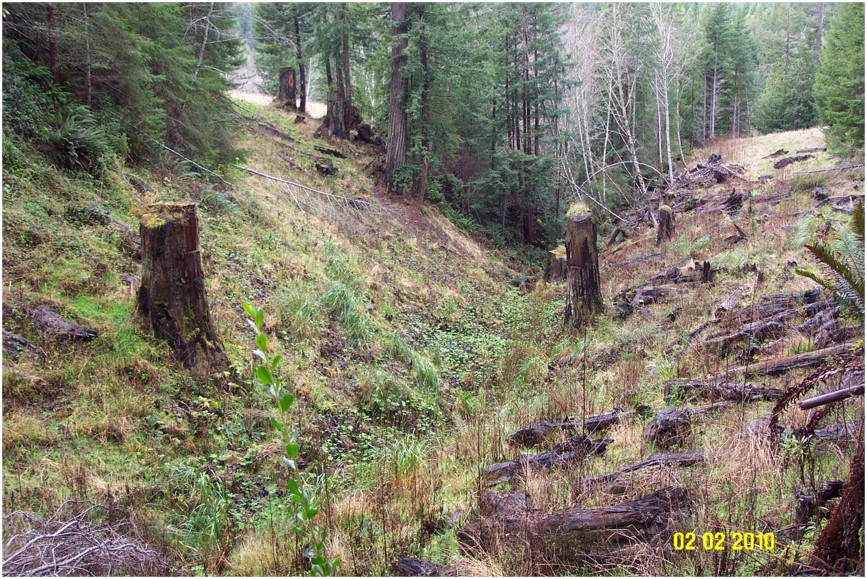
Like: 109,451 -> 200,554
564,212 -> 603,327
138,203 -> 228,380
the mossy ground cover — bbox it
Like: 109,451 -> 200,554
3,102 -> 863,576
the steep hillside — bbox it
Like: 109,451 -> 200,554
3,99 -> 864,577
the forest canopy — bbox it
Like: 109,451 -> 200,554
3,2 -> 864,250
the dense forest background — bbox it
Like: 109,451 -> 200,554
4,3 -> 864,256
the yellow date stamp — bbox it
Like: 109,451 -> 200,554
673,531 -> 775,551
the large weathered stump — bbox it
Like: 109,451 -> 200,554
138,204 -> 228,380
277,67 -> 297,108
656,205 -> 675,246
564,213 -> 603,327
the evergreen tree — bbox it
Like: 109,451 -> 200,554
814,2 -> 865,155
3,3 -> 244,168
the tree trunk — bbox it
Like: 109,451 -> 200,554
138,203 -> 228,381
82,3 -> 91,106
564,213 -> 603,327
294,14 -> 306,113
811,428 -> 864,574
656,205 -> 675,246
193,2 -> 214,79
815,3 -> 825,65
277,67 -> 297,108
47,4 -> 59,84
385,2 -> 409,192
340,3 -> 353,131
415,6 -> 431,204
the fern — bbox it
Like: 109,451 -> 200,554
796,202 -> 865,317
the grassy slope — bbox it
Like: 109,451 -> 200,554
3,100 -> 863,577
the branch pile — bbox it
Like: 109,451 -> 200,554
2,502 -> 169,577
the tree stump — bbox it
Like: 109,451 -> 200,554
656,205 -> 675,246
543,247 -> 567,283
138,203 -> 228,380
564,213 -> 603,327
277,67 -> 297,108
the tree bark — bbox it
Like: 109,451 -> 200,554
385,2 -> 409,192
564,213 -> 603,327
415,6 -> 431,204
138,203 -> 228,380
277,67 -> 297,108
294,14 -> 306,113
193,2 -> 214,79
340,3 -> 353,131
47,4 -> 59,84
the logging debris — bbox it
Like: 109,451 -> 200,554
763,148 -> 789,159
773,155 -> 814,170
392,557 -> 457,577
665,380 -> 785,403
714,342 -> 855,382
670,154 -> 745,191
644,402 -> 733,449
484,433 -> 611,486
508,409 -> 637,449
458,487 -> 692,567
581,452 -> 705,491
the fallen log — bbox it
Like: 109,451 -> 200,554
799,421 -> 862,442
665,380 -> 785,403
614,284 -> 681,319
609,252 -> 662,267
644,402 -> 733,449
773,155 -> 814,170
796,147 -> 826,154
763,148 -> 789,159
509,410 -> 634,448
613,268 -> 705,319
2,330 -> 39,360
725,289 -> 822,325
314,145 -> 347,159
714,342 -> 855,382
392,557 -> 457,577
458,487 -> 692,566
704,318 -> 791,355
484,434 -> 611,486
581,452 -> 705,490
815,193 -> 865,208
256,121 -> 298,143
26,305 -> 98,341
815,325 -> 862,349
277,152 -> 304,173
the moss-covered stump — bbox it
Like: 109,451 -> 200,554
564,212 -> 603,327
138,203 -> 228,380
